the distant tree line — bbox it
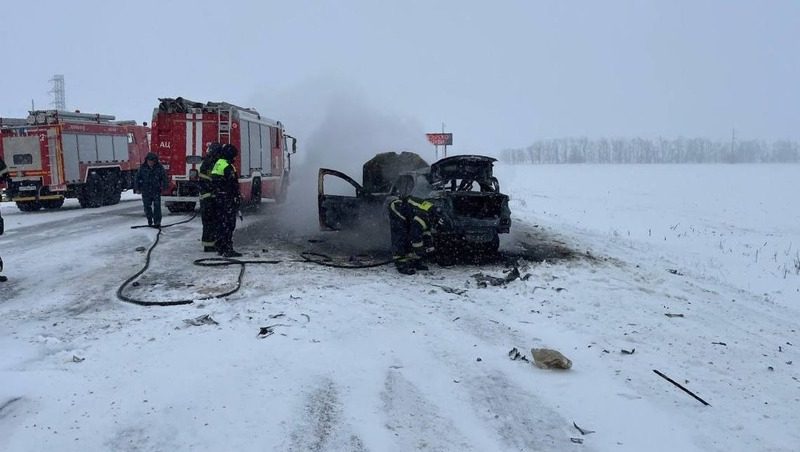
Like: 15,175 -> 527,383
500,137 -> 800,164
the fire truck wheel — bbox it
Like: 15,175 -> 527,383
79,173 -> 103,208
42,198 -> 65,209
102,184 -> 122,205
16,201 -> 42,212
101,173 -> 122,206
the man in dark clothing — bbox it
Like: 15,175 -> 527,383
211,144 -> 242,257
134,152 -> 168,227
387,178 -> 435,275
199,142 -> 222,251
0,157 -> 10,282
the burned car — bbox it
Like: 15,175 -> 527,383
318,152 -> 511,254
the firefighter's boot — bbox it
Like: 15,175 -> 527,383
396,264 -> 416,275
393,254 -> 416,275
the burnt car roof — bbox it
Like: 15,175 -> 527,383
429,155 -> 497,182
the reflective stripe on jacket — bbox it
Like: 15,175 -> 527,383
212,159 -> 230,176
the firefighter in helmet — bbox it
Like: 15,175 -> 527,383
0,156 -> 9,282
199,142 -> 223,252
211,143 -> 242,257
387,176 -> 435,275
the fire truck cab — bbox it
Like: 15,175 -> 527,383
150,97 -> 297,212
0,110 -> 150,211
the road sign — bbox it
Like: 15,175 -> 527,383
426,133 -> 453,146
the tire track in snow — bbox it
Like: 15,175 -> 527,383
381,369 -> 473,451
286,378 -> 367,452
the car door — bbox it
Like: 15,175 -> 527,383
318,168 -> 365,230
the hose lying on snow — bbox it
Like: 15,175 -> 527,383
117,217 -> 392,307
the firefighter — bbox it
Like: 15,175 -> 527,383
0,156 -> 9,282
387,177 -> 436,275
134,152 -> 168,227
199,142 -> 222,251
211,144 -> 242,257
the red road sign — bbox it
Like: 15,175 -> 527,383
426,133 -> 453,146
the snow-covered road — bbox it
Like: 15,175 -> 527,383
1,164 -> 798,451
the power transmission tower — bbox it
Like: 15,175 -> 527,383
49,74 -> 66,110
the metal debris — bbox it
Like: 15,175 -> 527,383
570,437 -> 584,444
665,313 -> 685,318
432,284 -> 468,295
653,369 -> 710,406
72,355 -> 85,363
508,347 -> 529,362
667,269 -> 684,276
183,314 -> 219,326
712,342 -> 727,346
621,348 -> 635,355
257,326 -> 275,338
573,421 -> 596,435
472,267 -> 523,287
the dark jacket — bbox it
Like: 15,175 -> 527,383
0,157 -> 9,183
0,158 -> 6,235
199,143 -> 222,197
135,152 -> 168,196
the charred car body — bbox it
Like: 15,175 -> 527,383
318,152 -> 511,255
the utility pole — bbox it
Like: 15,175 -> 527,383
442,122 -> 447,158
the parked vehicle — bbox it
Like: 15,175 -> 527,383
0,110 -> 150,210
318,152 -> 511,254
150,97 -> 297,213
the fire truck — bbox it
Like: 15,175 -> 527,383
150,97 -> 297,212
0,110 -> 150,211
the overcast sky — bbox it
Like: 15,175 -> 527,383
1,0 -> 798,155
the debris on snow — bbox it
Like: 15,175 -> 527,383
432,284 -> 468,295
667,268 -> 684,276
712,342 -> 727,346
573,421 -> 596,435
532,348 -> 572,370
570,437 -> 584,444
472,267 -> 527,287
665,313 -> 685,318
71,355 -> 85,363
621,348 -> 636,355
508,347 -> 529,362
257,326 -> 275,338
183,314 -> 219,327
653,369 -> 710,406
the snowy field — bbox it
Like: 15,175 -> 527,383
1,164 -> 798,451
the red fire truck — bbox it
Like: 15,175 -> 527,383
0,110 -> 150,211
150,97 -> 297,212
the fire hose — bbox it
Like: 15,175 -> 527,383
116,216 -> 392,307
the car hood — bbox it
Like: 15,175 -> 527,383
429,155 -> 497,183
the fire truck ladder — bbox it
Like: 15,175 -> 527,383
217,109 -> 231,144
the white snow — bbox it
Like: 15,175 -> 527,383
1,164 -> 798,451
